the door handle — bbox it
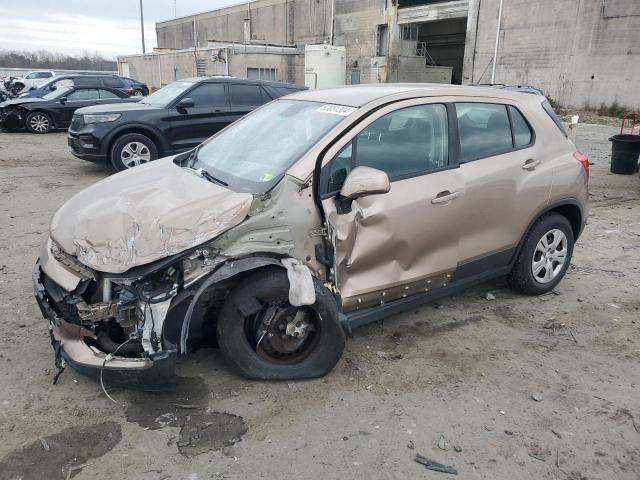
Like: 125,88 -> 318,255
431,190 -> 461,204
522,158 -> 541,170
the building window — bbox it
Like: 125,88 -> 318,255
247,67 -> 277,81
376,25 -> 389,56
401,25 -> 418,41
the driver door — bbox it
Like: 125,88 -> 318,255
57,88 -> 101,126
320,100 -> 465,311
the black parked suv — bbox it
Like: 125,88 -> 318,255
20,75 -> 141,99
68,77 -> 307,170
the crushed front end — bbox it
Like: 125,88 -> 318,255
33,237 -> 183,390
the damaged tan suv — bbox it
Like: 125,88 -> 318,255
34,84 -> 589,389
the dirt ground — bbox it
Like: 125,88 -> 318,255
0,124 -> 638,480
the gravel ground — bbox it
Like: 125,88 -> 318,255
0,124 -> 638,480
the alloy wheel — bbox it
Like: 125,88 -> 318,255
531,228 -> 568,284
29,114 -> 50,133
120,141 -> 151,168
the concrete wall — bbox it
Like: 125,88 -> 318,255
463,0 -> 640,109
118,47 -> 303,90
156,0 -> 331,49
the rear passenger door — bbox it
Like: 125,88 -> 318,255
454,101 -> 552,272
320,100 -> 465,311
165,82 -> 230,151
228,83 -> 271,120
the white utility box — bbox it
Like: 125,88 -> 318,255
304,44 -> 346,90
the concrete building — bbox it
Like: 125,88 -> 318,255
118,0 -> 639,109
463,0 -> 640,109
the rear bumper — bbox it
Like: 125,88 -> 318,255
33,261 -> 177,391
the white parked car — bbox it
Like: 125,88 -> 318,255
11,71 -> 56,94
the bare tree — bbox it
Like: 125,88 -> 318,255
0,49 -> 116,71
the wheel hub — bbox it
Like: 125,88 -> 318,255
532,228 -> 568,284
255,305 -> 318,364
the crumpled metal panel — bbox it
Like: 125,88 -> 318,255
50,157 -> 252,274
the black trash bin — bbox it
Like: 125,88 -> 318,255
609,134 -> 640,175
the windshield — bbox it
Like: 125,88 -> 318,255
42,86 -> 73,100
140,80 -> 194,107
190,100 -> 356,192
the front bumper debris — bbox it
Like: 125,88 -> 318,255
33,261 -> 177,391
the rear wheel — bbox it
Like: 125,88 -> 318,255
508,213 -> 574,295
110,133 -> 158,171
217,268 -> 345,380
25,112 -> 53,134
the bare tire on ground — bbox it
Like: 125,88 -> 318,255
216,267 -> 346,380
508,212 -> 574,295
25,112 -> 53,134
110,133 -> 158,171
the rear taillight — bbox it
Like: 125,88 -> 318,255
573,151 -> 589,180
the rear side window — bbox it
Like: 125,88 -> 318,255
76,77 -> 101,87
98,89 -> 120,99
542,100 -> 568,136
508,106 -> 533,147
229,84 -> 263,106
67,89 -> 100,101
456,103 -> 513,162
186,83 -> 226,107
103,77 -> 124,87
272,86 -> 297,98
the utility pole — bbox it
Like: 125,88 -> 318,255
139,0 -> 146,54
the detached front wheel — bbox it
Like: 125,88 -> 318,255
217,268 -> 345,380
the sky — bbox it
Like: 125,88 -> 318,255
0,0 -> 244,59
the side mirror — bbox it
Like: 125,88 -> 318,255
50,85 -> 57,91
59,97 -> 67,104
337,166 -> 390,213
176,97 -> 194,110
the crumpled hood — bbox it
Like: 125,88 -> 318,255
0,97 -> 44,108
50,157 -> 253,274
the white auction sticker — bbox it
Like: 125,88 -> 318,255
316,104 -> 357,116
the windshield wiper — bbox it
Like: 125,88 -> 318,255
195,167 -> 228,187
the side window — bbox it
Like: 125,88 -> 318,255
98,89 -> 120,99
326,104 -> 449,193
229,84 -> 263,106
260,86 -> 274,104
53,79 -> 74,89
76,77 -> 100,87
103,77 -> 124,87
456,103 -> 513,162
25,73 -> 37,79
41,72 -> 53,78
67,89 -> 100,101
185,83 -> 226,107
508,106 -> 533,147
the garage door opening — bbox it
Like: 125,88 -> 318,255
416,18 -> 467,84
